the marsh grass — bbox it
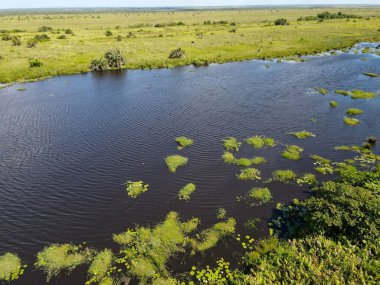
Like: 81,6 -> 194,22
289,131 -> 315,139
87,249 -> 113,282
246,136 -> 276,149
234,157 -> 267,166
297,173 -> 318,186
311,155 -> 334,174
165,155 -> 188,173
346,108 -> 363,116
175,136 -> 194,150
125,181 -> 149,198
282,145 -> 304,160
272,169 -> 297,184
363,72 -> 380,77
0,253 -> 24,282
246,187 -> 272,205
178,183 -> 196,200
222,151 -> 235,164
223,137 -> 241,151
344,116 -> 360,126
315,88 -> 328,95
237,168 -> 262,181
330,101 -> 339,108
35,244 -> 92,280
350,89 -> 375,99
335,89 -> 351,96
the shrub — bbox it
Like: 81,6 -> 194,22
0,253 -> 24,282
192,58 -> 209,66
272,169 -> 297,184
29,59 -> 43,68
57,34 -> 67,40
178,183 -> 197,200
1,34 -> 11,41
11,36 -> 21,46
105,30 -> 113,37
125,181 -> 149,198
65,29 -> 74,35
274,18 -> 288,26
237,168 -> 262,181
175,136 -> 194,150
38,26 -> 53,32
165,155 -> 188,173
27,39 -> 37,48
90,58 -> 109,71
223,137 -> 241,151
116,35 -> 122,42
168,48 -> 186,59
104,49 -> 126,69
282,145 -> 303,160
34,34 -> 50,42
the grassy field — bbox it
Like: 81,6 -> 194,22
1,7 -> 380,83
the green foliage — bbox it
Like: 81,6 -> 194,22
346,108 -> 363,116
246,187 -> 272,205
87,249 -> 114,283
234,157 -> 267,166
38,26 -> 53,32
216,208 -> 227,219
178,183 -> 196,200
168,48 -> 186,59
34,34 -> 50,42
344,116 -> 360,126
315,87 -> 328,94
237,168 -> 262,181
65,29 -> 74,35
11,36 -> 21,46
289,130 -> 315,139
223,137 -> 241,151
272,169 -> 297,184
90,58 -> 109,71
274,18 -> 288,26
297,173 -> 318,186
335,89 -> 351,96
189,258 -> 240,284
363,72 -> 380,77
105,30 -> 113,37
165,155 -> 188,173
246,136 -> 276,149
29,59 -> 43,68
35,244 -> 92,280
175,136 -> 194,150
57,34 -> 67,40
222,151 -> 235,164
0,253 -> 24,282
350,89 -> 375,99
104,49 -> 126,69
282,145 -> 303,160
330,100 -> 338,107
125,181 -> 149,198
311,155 -> 334,174
27,38 -> 37,48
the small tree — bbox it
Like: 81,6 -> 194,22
104,49 -> 126,69
90,58 -> 109,71
105,30 -> 113,37
168,48 -> 186,59
275,18 -> 288,26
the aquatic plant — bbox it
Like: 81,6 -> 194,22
329,101 -> 338,107
87,249 -> 114,283
35,244 -> 92,280
346,108 -> 363,116
168,48 -> 186,59
289,131 -> 315,139
272,169 -> 297,184
282,145 -> 303,160
343,116 -> 360,126
251,156 -> 267,165
350,89 -> 375,99
222,151 -> 235,164
216,208 -> 227,219
315,88 -> 328,95
125,181 -> 149,198
175,136 -> 194,150
165,155 -> 188,173
189,258 -> 239,284
237,168 -> 262,181
363,72 -> 380,77
178,183 -> 196,200
0,253 -> 24,282
335,89 -> 351,96
311,155 -> 334,174
223,137 -> 241,151
234,158 -> 253,166
297,173 -> 318,186
246,136 -> 276,149
246,187 -> 272,205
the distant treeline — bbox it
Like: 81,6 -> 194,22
297,11 -> 361,21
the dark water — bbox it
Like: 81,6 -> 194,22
1,43 -> 380,284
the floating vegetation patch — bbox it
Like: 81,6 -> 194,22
236,168 -> 262,181
346,108 -> 363,116
363,72 -> 380,77
178,183 -> 197,201
245,187 -> 272,206
165,155 -> 188,173
271,169 -> 297,184
216,208 -> 227,219
234,157 -> 267,166
350,89 -> 375,99
335,89 -> 351,96
246,136 -> 276,149
35,244 -> 92,281
16,88 -> 27,91
222,151 -> 235,164
289,131 -> 316,139
223,137 -> 241,151
335,145 -> 352,151
330,101 -> 338,108
296,173 -> 318,186
311,155 -> 334,174
344,116 -> 360,126
315,88 -> 328,95
125,181 -> 149,198
282,145 -> 304,160
175,136 -> 194,150
188,258 -> 238,284
87,249 -> 114,284
0,253 -> 24,282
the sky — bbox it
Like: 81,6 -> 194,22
1,0 -> 380,9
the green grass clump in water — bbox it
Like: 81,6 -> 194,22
0,253 -> 24,282
35,244 -> 91,280
237,168 -> 262,181
222,151 -> 235,164
178,183 -> 196,200
223,137 -> 241,151
251,157 -> 267,165
234,157 -> 267,166
98,277 -> 115,285
282,145 -> 304,160
246,136 -> 276,149
175,136 -> 194,150
165,155 -> 188,173
16,88 -> 26,91
289,131 -> 315,139
346,108 -> 363,116
192,218 -> 236,252
311,155 -> 334,174
272,169 -> 297,184
315,88 -> 328,95
335,90 -> 351,96
247,187 -> 272,205
125,181 -> 149,198
350,89 -> 375,99
297,173 -> 318,186
87,249 -> 113,283
330,101 -> 339,108
363,72 -> 380,77
344,116 -> 360,126
216,208 -> 227,219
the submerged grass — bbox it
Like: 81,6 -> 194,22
165,155 -> 188,173
344,116 -> 360,126
0,253 -> 24,282
282,145 -> 304,160
272,169 -> 297,184
236,168 -> 262,181
175,136 -> 194,150
125,181 -> 149,198
178,183 -> 197,200
246,136 -> 276,149
289,131 -> 315,139
346,108 -> 364,116
223,137 -> 241,152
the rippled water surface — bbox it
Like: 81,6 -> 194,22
1,43 -> 380,284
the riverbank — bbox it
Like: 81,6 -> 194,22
1,7 -> 380,83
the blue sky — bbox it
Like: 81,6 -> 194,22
1,0 -> 380,9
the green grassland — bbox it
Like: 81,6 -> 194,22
1,7 -> 380,83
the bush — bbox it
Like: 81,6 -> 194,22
65,29 -> 74,35
34,34 -> 50,42
168,48 -> 186,59
275,18 -> 288,26
57,34 -> 67,40
1,34 -> 11,41
29,59 -> 43,68
27,39 -> 37,48
104,49 -> 126,69
11,36 -> 21,46
38,26 -> 53,32
90,58 -> 109,71
105,30 -> 113,37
